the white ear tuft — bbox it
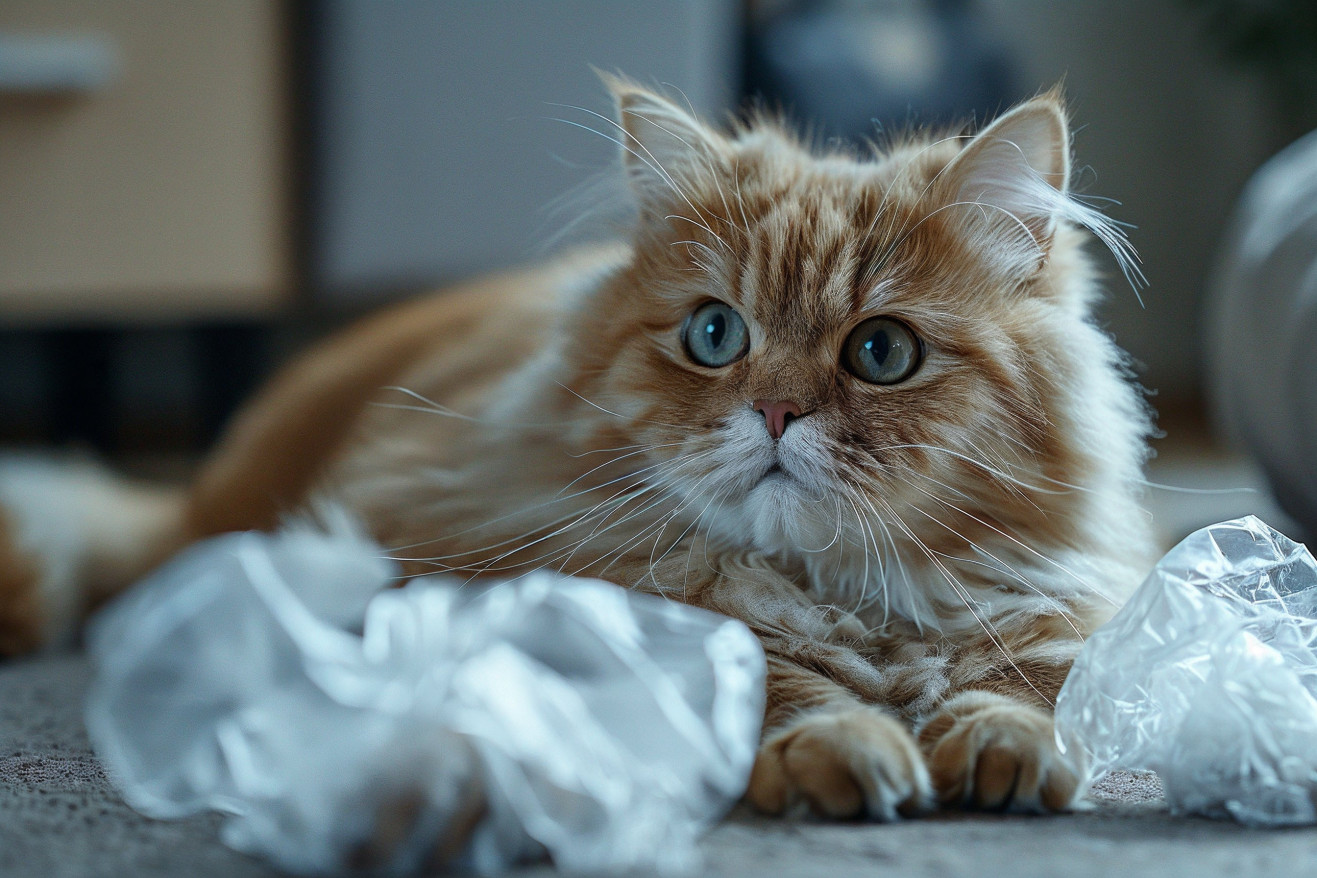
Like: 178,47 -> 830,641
604,77 -> 724,208
942,93 -> 1143,288
945,95 -> 1071,245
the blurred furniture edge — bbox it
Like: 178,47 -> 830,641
0,0 -> 742,327
0,2 -> 290,326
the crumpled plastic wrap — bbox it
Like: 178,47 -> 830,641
1056,515 -> 1317,826
85,515 -> 766,875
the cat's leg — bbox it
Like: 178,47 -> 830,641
0,458 -> 186,655
660,550 -> 933,820
746,654 -> 932,820
915,640 -> 1083,812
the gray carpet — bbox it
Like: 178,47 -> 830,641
2,654 -> 1315,877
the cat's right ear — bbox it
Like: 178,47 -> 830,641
602,75 -> 727,210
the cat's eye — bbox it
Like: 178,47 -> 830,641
683,301 -> 749,368
842,317 -> 921,385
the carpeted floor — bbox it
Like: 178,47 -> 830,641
4,653 -> 1317,878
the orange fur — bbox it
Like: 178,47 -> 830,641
1,83 -> 1157,819
0,509 -> 43,656
185,254 -> 598,538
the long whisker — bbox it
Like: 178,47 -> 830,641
865,134 -> 972,253
562,455 -> 725,576
568,441 -> 674,458
842,494 -> 873,610
386,441 -> 706,553
553,381 -> 687,429
896,496 -> 1087,637
445,485 -> 662,579
796,493 -> 846,555
876,496 -> 1052,706
547,104 -> 731,252
679,483 -> 738,597
655,480 -> 734,586
896,468 -> 1115,607
372,385 -> 579,433
853,490 -> 911,630
481,446 -> 721,569
629,114 -> 735,252
546,110 -> 704,217
399,481 -> 653,568
866,499 -> 907,628
555,443 -> 680,497
664,115 -> 743,238
874,442 -> 1078,496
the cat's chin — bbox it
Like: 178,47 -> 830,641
738,472 -> 830,554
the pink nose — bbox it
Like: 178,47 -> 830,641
753,399 -> 803,440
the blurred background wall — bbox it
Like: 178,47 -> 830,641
0,0 -> 1312,460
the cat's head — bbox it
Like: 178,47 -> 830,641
567,80 -> 1149,613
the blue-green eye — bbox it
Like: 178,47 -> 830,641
843,317 -> 921,384
683,301 -> 749,368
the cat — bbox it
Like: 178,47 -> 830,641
0,77 -> 1156,820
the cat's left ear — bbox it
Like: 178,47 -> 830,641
604,76 -> 728,211
938,91 -> 1071,273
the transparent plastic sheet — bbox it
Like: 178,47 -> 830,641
1056,515 -> 1317,826
84,516 -> 766,875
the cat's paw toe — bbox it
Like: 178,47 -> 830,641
747,707 -> 932,821
919,692 -> 1083,813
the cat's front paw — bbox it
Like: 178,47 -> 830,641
746,707 -> 932,821
918,691 -> 1083,812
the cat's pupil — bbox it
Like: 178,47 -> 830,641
705,314 -> 726,349
864,333 -> 890,365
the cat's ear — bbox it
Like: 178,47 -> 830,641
604,76 -> 727,209
938,91 -> 1072,275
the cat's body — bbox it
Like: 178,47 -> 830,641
0,82 -> 1156,821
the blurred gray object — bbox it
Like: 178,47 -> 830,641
1206,129 -> 1317,541
748,0 -> 1017,144
306,0 -> 740,306
0,33 -> 119,94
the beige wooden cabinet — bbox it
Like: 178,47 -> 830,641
0,2 -> 289,324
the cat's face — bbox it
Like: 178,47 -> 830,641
571,82 -> 1141,604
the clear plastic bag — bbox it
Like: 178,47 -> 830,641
1055,515 -> 1317,826
85,514 -> 766,874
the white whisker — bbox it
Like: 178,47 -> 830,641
553,381 -> 685,429
877,497 -> 1052,706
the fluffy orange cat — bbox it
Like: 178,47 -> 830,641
0,80 -> 1155,819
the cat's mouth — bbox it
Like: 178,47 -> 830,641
754,460 -> 815,495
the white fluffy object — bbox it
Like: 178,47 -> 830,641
84,514 -> 765,875
1056,515 -> 1317,826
